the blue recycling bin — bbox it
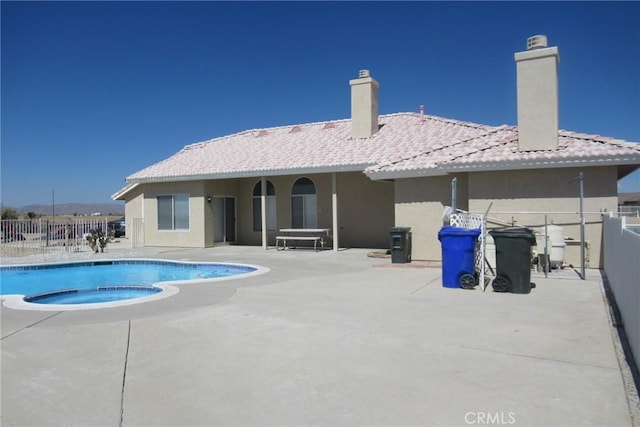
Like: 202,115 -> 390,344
438,226 -> 481,288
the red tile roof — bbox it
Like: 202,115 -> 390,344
123,113 -> 640,185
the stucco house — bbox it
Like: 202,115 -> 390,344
113,36 -> 640,268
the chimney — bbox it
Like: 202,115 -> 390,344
350,69 -> 379,138
515,35 -> 560,151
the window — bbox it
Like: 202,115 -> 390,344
157,194 -> 189,230
253,181 -> 276,231
291,177 -> 317,228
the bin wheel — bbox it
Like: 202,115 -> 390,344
492,276 -> 509,293
460,274 -> 476,289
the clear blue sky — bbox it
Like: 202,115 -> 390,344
2,1 -> 639,207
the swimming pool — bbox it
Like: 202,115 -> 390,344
0,259 -> 267,310
25,286 -> 163,305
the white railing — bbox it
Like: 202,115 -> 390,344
0,218 -> 109,257
603,214 -> 640,371
450,212 -> 487,290
618,206 -> 640,218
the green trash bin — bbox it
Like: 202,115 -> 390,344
489,227 -> 537,294
389,227 -> 411,264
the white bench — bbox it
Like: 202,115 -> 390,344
275,235 -> 322,251
276,228 -> 330,251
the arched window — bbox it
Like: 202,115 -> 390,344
252,181 -> 276,231
291,177 -> 317,228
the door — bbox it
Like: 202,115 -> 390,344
213,197 -> 236,243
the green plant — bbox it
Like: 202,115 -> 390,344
86,229 -> 110,253
1,208 -> 19,220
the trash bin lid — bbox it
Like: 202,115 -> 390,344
489,227 -> 537,245
438,226 -> 481,238
390,227 -> 411,233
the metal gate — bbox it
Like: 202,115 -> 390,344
449,212 -> 488,290
130,218 -> 145,248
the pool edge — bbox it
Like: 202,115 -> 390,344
1,258 -> 270,311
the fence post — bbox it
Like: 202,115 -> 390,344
578,171 -> 585,280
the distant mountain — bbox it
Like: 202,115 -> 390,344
16,203 -> 125,216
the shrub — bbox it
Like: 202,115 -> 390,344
86,229 -> 110,253
1,208 -> 19,220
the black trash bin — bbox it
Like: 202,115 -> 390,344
489,227 -> 537,294
389,227 -> 411,264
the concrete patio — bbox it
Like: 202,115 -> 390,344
1,244 -> 638,426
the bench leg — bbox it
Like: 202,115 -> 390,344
276,237 -> 323,251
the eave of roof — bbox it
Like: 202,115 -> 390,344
111,183 -> 139,201
367,155 -> 640,180
126,163 -> 373,184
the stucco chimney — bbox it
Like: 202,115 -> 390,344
350,70 -> 379,139
515,35 -> 560,151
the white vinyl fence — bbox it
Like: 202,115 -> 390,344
603,213 -> 640,371
0,218 -> 109,257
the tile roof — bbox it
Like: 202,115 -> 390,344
123,112 -> 640,186
365,125 -> 640,178
125,113 -> 493,183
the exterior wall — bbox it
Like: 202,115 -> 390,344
141,181 -> 207,247
124,166 -> 618,262
468,167 -> 618,268
123,172 -> 394,250
235,174 -> 335,247
395,174 -> 469,261
336,172 -> 394,248
124,186 -> 144,232
394,167 -> 617,266
238,172 -> 394,249
236,178 -> 261,246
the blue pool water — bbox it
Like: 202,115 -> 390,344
0,260 -> 257,304
25,287 -> 163,305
